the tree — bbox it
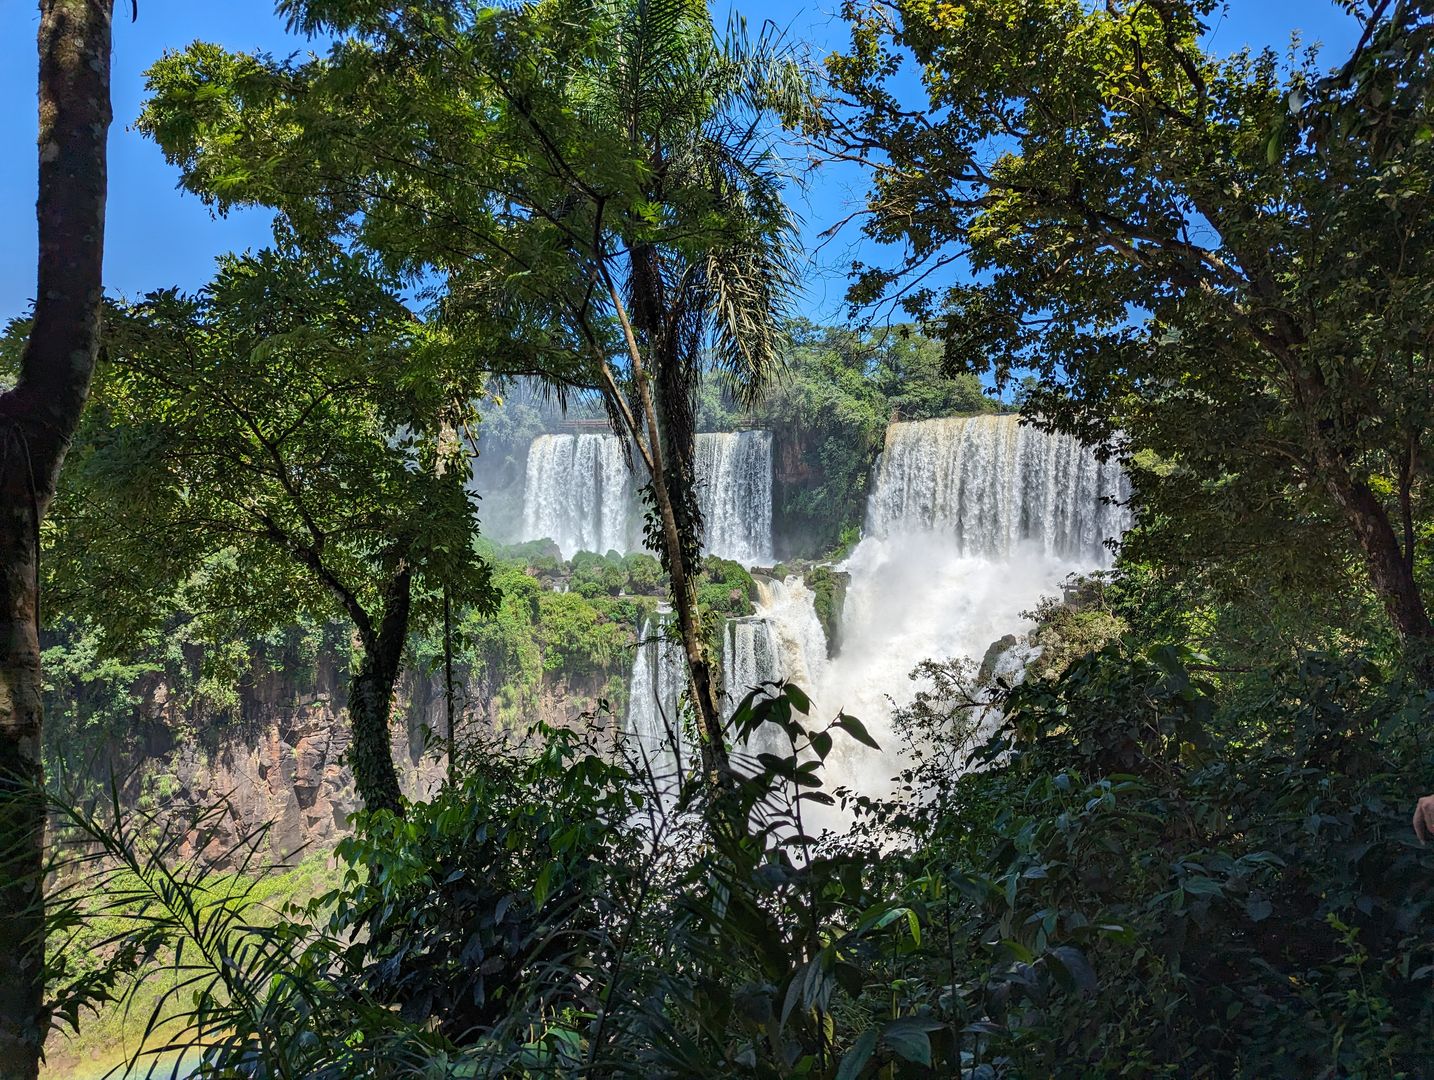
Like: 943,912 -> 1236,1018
45,249 -> 497,814
138,0 -> 808,775
829,0 -> 1434,676
0,3 -> 113,1076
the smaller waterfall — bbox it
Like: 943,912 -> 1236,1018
723,617 -> 781,711
519,430 -> 774,563
522,434 -> 635,558
625,617 -> 687,785
697,431 -> 774,565
754,577 -> 830,689
723,576 -> 830,709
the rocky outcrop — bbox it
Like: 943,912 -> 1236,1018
99,649 -> 616,870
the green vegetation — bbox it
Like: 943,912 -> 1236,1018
745,322 -> 997,558
831,0 -> 1434,676
804,566 -> 848,655
11,0 -> 1434,1078
40,249 -> 496,814
696,557 -> 759,618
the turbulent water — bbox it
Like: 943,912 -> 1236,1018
521,430 -> 773,563
721,579 -> 830,706
817,414 -> 1130,802
620,413 -> 1128,811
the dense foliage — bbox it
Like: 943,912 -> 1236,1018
829,0 -> 1434,676
23,2 -> 1434,1079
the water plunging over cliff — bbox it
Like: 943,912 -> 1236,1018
621,414 -> 1127,809
625,617 -> 687,785
521,430 -> 773,564
865,415 -> 1129,564
696,431 -> 774,565
817,414 -> 1130,801
523,434 -> 636,557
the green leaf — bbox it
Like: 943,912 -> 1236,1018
1047,945 -> 1097,994
835,1027 -> 878,1080
834,713 -> 880,750
882,1019 -> 933,1066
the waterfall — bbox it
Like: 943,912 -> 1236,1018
754,577 -> 829,688
522,433 -> 635,557
722,576 -> 832,761
812,413 -> 1130,812
519,430 -> 773,563
865,415 -> 1129,564
723,617 -> 780,711
696,431 -> 774,565
625,617 -> 687,785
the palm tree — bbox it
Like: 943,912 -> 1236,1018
561,0 -> 804,775
143,0 -> 809,777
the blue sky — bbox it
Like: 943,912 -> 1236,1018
1,1 -> 1361,325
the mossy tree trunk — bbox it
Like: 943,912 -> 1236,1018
343,565 -> 412,817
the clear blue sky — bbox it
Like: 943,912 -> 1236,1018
0,1 -> 1361,326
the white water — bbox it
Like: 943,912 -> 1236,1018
620,413 -> 1128,814
521,430 -> 773,563
754,576 -> 829,689
522,433 -> 636,557
816,415 -> 1130,803
625,617 -> 688,787
723,616 -> 780,711
696,431 -> 774,565
865,414 -> 1128,563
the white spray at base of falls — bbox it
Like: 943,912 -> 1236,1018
521,430 -> 773,563
721,576 -> 832,761
811,415 -> 1131,810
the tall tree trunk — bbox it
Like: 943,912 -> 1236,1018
1329,474 -> 1434,681
0,4 -> 113,1077
601,271 -> 730,779
347,566 -> 412,816
647,459 -> 729,776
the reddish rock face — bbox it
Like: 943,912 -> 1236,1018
101,656 -> 616,869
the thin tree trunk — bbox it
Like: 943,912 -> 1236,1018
601,274 -> 730,778
0,503 -> 47,1080
443,586 -> 456,786
0,4 -> 113,1077
346,566 -> 412,816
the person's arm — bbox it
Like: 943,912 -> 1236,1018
1413,796 -> 1434,842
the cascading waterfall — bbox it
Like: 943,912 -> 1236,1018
753,577 -> 829,689
814,414 -> 1130,806
520,430 -> 773,563
625,617 -> 688,786
865,415 -> 1129,563
723,576 -> 831,762
522,434 -> 636,557
696,431 -> 774,565
723,617 -> 780,712
618,413 -> 1128,814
